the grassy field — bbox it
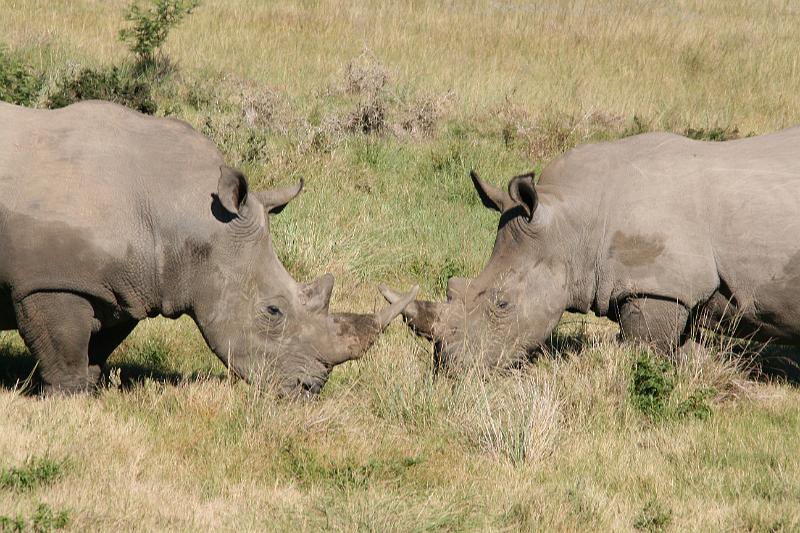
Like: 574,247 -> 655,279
2,0 -> 800,530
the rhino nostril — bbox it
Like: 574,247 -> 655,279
299,379 -> 321,395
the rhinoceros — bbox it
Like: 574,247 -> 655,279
0,100 -> 416,395
382,128 -> 800,371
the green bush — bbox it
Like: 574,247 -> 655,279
0,504 -> 70,533
0,45 -> 41,106
41,0 -> 203,113
633,499 -> 672,532
31,504 -> 70,532
46,66 -> 156,114
675,388 -> 713,420
629,351 -> 716,422
622,114 -> 650,137
0,514 -> 24,533
0,457 -> 65,493
629,351 -> 674,420
684,125 -> 741,141
119,0 -> 201,67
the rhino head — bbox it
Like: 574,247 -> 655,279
190,166 -> 417,398
382,170 -> 570,373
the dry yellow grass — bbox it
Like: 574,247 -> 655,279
1,321 -> 798,531
1,1 -> 800,531
5,0 -> 800,132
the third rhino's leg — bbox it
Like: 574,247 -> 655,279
88,321 -> 137,385
618,297 -> 690,353
14,292 -> 96,394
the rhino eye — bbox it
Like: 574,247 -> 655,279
496,300 -> 511,310
265,305 -> 283,317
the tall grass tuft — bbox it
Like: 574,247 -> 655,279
450,372 -> 562,465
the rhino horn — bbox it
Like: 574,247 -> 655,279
324,285 -> 419,365
378,284 -> 441,340
446,277 -> 469,302
301,273 -> 335,314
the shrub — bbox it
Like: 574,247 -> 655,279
0,504 -> 70,533
400,92 -> 451,137
43,0 -> 203,113
31,504 -> 70,532
342,49 -> 389,96
0,514 -> 24,533
633,499 -> 672,532
629,351 -> 674,420
684,125 -> 741,141
46,66 -> 156,114
0,457 -> 65,492
119,0 -> 201,67
675,388 -> 713,420
622,114 -> 650,137
344,96 -> 387,134
240,129 -> 269,164
0,45 -> 41,106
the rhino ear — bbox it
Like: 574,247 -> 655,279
508,171 -> 538,222
470,170 -> 512,212
252,178 -> 304,215
217,165 -> 249,215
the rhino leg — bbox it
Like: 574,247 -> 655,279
15,292 -> 96,394
617,297 -> 690,353
87,322 -> 137,385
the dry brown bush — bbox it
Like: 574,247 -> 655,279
342,48 -> 390,96
397,91 -> 454,138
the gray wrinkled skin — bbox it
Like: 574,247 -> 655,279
384,128 -> 800,372
0,101 -> 416,396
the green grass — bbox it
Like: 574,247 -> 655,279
1,0 -> 800,530
634,499 -> 672,532
0,503 -> 71,533
0,458 -> 65,493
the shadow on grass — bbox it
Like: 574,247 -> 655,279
110,362 -> 185,390
0,343 -> 223,394
754,345 -> 800,386
702,335 -> 800,386
543,327 -> 800,387
544,330 -> 589,356
110,362 -> 227,390
0,344 -> 39,395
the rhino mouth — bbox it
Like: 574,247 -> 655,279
432,332 -> 541,375
293,373 -> 328,399
276,369 -> 331,401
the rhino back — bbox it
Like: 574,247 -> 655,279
543,128 -> 800,329
0,101 -> 225,316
